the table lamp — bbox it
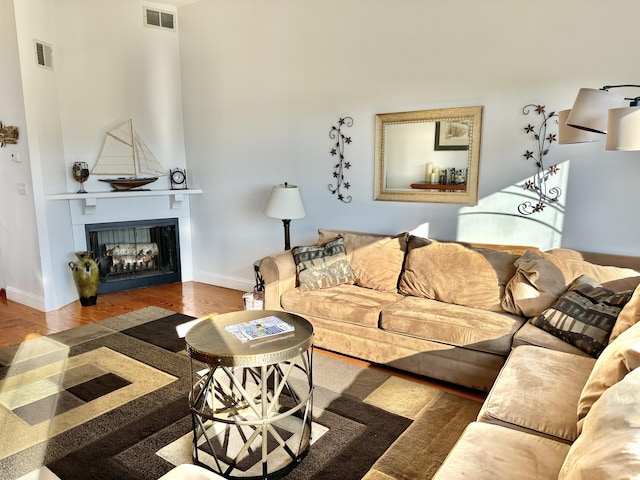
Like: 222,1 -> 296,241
263,182 -> 306,250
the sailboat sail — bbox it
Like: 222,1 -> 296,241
134,131 -> 166,176
92,119 -> 166,190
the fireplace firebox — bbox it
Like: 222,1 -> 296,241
85,218 -> 181,294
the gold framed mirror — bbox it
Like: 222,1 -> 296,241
374,106 -> 483,204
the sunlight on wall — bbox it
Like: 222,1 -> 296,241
457,161 -> 570,250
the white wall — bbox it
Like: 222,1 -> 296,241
178,0 -> 640,292
0,0 -> 43,308
5,0 -> 640,310
8,0 -> 191,311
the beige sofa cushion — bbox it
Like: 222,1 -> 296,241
576,320 -> 640,434
380,295 -> 525,356
398,237 -> 519,312
559,367 -> 640,480
317,228 -> 389,259
609,283 -> 640,343
512,322 -> 590,357
478,345 -> 596,443
280,284 -> 402,328
349,234 -> 407,293
432,422 -> 570,480
502,250 -> 640,317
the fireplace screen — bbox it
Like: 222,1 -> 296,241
85,218 -> 181,294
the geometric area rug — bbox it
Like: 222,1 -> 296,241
0,307 -> 481,480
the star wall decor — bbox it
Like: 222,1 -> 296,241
328,116 -> 353,203
518,104 -> 561,215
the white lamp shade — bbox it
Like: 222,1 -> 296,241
606,106 -> 640,151
566,88 -> 626,134
263,183 -> 306,220
558,109 -> 601,144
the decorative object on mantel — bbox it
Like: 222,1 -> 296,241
91,119 -> 166,191
562,85 -> 640,150
264,182 -> 306,250
72,161 -> 90,194
170,168 -> 188,190
68,251 -> 99,306
0,122 -> 19,147
328,116 -> 353,203
518,104 -> 561,215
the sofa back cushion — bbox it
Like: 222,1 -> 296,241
575,319 -> 640,435
502,250 -> 640,318
559,366 -> 640,479
398,237 -> 519,312
317,228 -> 389,261
609,283 -> 640,343
317,229 -> 408,293
348,233 -> 408,293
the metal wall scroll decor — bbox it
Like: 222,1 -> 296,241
328,116 -> 353,203
518,104 -> 561,215
0,122 -> 19,147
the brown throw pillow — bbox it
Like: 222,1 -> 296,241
292,235 -> 358,292
529,275 -> 634,357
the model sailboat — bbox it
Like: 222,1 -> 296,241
92,119 -> 166,191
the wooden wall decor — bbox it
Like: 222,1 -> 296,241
0,122 -> 19,147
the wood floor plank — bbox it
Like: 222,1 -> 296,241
0,281 -> 244,348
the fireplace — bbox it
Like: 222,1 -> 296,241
85,218 -> 181,294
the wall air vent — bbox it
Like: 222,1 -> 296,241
144,7 -> 176,31
34,40 -> 53,70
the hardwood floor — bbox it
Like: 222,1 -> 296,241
0,281 -> 485,402
0,281 -> 244,349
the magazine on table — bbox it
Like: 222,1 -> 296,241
225,315 -> 294,342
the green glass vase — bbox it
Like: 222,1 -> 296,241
69,251 -> 99,306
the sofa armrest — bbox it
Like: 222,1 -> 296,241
259,251 -> 297,309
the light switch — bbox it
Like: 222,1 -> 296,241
17,183 -> 27,195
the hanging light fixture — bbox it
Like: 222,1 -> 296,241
562,85 -> 640,150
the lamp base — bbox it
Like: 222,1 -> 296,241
282,219 -> 291,250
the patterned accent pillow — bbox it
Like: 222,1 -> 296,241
292,235 -> 358,292
530,275 -> 634,357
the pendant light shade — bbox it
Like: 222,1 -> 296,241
558,109 -> 601,144
566,88 -> 626,134
606,106 -> 640,151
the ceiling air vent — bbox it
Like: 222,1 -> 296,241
144,7 -> 176,31
34,40 -> 53,70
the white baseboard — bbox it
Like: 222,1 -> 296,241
193,271 -> 255,293
5,286 -> 46,312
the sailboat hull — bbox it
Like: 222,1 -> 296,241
99,177 -> 158,191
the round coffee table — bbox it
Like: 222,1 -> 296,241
185,309 -> 314,479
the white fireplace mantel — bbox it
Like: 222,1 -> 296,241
47,189 -> 202,214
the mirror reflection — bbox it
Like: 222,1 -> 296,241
374,106 -> 483,204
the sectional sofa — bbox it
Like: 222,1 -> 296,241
259,228 -> 640,392
259,228 -> 640,478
